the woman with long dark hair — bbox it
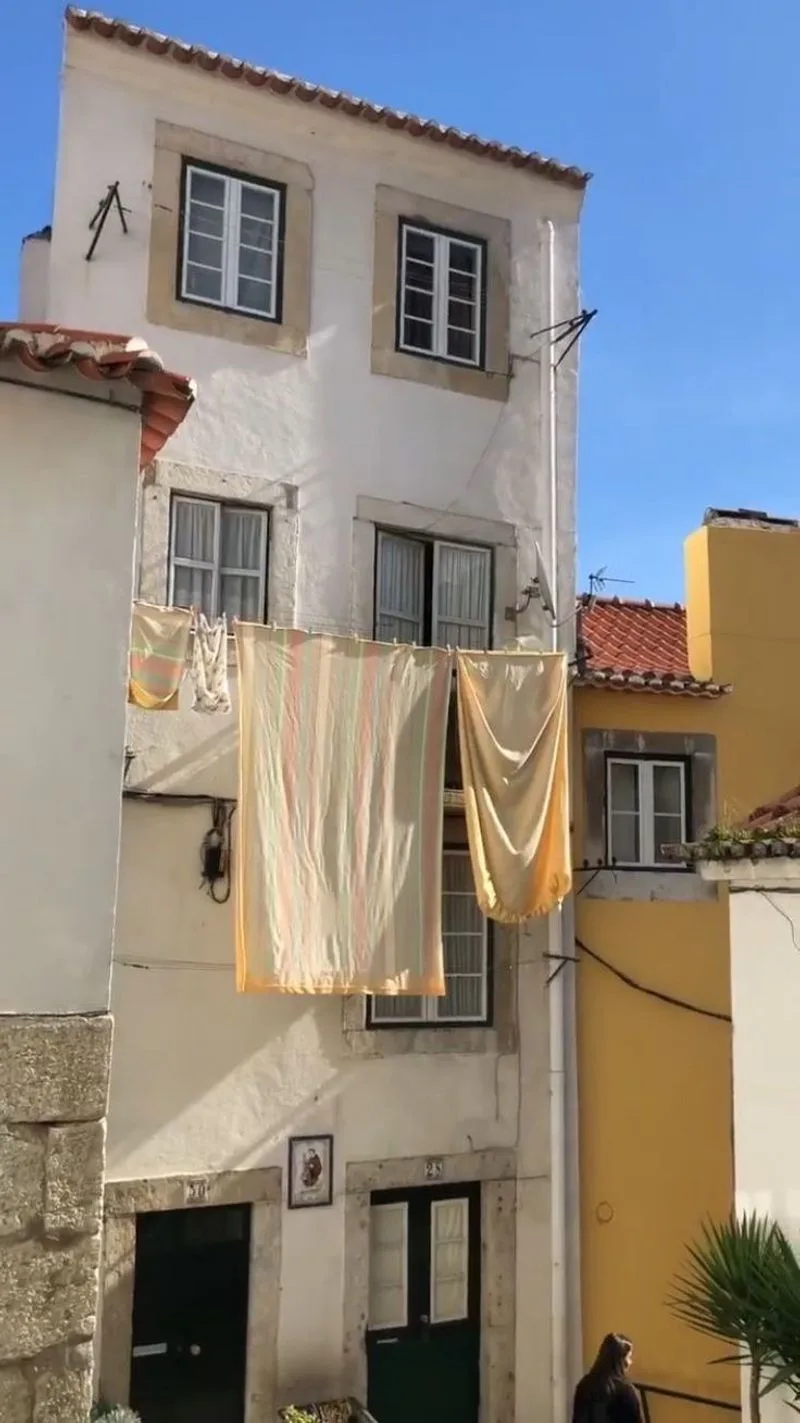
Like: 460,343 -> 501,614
571,1333 -> 644,1423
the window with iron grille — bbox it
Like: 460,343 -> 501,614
397,221 -> 485,368
169,495 -> 269,623
606,756 -> 688,867
368,849 -> 490,1026
179,162 -> 284,321
374,531 -> 492,649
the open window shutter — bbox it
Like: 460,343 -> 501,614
375,533 -> 425,644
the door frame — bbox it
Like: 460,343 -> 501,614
342,1148 -> 516,1423
99,1168 -> 281,1423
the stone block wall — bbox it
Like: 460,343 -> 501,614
0,1015 -> 112,1423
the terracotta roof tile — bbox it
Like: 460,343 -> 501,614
65,8 -> 590,190
0,324 -> 195,467
665,784 -> 800,865
576,595 -> 730,698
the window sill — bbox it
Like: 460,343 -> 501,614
371,344 -> 509,403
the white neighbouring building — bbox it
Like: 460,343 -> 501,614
0,325 -> 193,1422
690,791 -> 800,1423
21,9 -> 589,1422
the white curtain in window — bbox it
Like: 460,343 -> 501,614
221,508 -> 265,621
434,544 -> 490,648
376,533 -> 425,643
430,1198 -> 469,1322
172,499 -> 217,617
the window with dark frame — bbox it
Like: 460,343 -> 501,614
179,162 -> 284,321
169,495 -> 269,623
368,848 -> 491,1027
606,756 -> 688,867
397,220 -> 486,369
374,530 -> 492,650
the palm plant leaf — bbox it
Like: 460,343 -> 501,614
667,1213 -> 783,1366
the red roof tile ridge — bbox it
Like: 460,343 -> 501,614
0,321 -> 195,468
64,7 -> 590,188
578,593 -> 685,613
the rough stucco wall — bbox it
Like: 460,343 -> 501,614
0,378 -> 140,1015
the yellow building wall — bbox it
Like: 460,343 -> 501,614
576,519 -> 800,1423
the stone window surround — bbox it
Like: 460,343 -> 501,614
350,495 -> 522,651
371,185 -> 511,403
138,458 -> 299,639
341,1148 -> 517,1423
98,1168 -> 281,1423
147,120 -> 313,356
581,728 -> 718,902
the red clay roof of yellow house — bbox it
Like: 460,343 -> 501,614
744,786 -> 800,833
675,783 -> 800,863
576,594 -> 730,698
0,324 -> 195,467
65,7 -> 590,190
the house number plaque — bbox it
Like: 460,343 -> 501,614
185,1177 -> 209,1205
424,1158 -> 444,1180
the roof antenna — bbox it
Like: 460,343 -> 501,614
583,566 -> 635,611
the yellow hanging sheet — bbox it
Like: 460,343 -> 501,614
234,624 -> 453,994
456,650 -> 570,922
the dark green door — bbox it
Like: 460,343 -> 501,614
366,1182 -> 480,1423
129,1204 -> 251,1423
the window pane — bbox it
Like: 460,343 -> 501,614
184,263 -> 223,303
221,509 -> 264,571
430,1199 -> 469,1323
369,1203 -> 408,1329
449,241 -> 479,275
609,812 -> 640,864
237,276 -> 273,315
188,170 -> 226,208
188,202 -> 225,239
653,763 -> 684,816
370,995 -> 424,1022
238,244 -> 273,280
610,762 -> 639,813
173,500 -> 216,562
187,233 -> 224,270
405,228 -> 435,264
405,259 -> 435,293
240,184 -> 277,222
173,565 -> 214,618
434,545 -> 490,647
376,535 -> 425,644
404,287 -> 435,320
653,813 -> 684,862
403,317 -> 434,352
446,328 -> 476,364
220,574 -> 262,622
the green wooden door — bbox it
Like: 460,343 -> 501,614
366,1183 -> 480,1423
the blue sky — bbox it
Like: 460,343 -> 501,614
3,0 -> 799,601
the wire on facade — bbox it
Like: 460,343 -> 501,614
544,936 -> 731,1023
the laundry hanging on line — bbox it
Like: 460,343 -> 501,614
191,612 -> 232,715
234,623 -> 452,995
128,603 -> 193,711
456,649 -> 571,922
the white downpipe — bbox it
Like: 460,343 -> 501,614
545,217 -> 569,1423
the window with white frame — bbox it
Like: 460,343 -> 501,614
180,163 -> 283,320
369,849 -> 490,1026
606,757 -> 688,867
397,221 -> 485,368
375,531 -> 492,649
169,496 -> 269,623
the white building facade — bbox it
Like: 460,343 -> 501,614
27,12 -> 588,1422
